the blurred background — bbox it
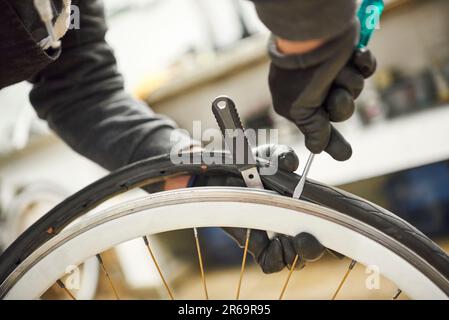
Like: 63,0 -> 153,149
1,0 -> 449,300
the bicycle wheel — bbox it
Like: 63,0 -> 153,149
0,152 -> 448,299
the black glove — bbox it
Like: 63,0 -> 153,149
223,228 -> 325,274
194,144 -> 330,274
268,20 -> 377,161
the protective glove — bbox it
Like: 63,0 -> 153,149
194,144 -> 330,274
268,20 -> 377,161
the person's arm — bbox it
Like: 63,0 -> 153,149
251,0 -> 356,56
29,0 -> 193,172
251,0 -> 357,42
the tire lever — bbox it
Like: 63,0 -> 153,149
212,96 -> 264,190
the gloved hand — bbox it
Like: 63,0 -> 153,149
268,20 -> 377,161
194,144 -> 331,274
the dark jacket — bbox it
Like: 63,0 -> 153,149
0,0 -> 356,171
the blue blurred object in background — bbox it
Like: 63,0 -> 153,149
199,228 -> 247,267
385,161 -> 449,236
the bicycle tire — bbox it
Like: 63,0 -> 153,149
0,152 -> 448,297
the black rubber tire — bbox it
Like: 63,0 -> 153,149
0,152 -> 448,297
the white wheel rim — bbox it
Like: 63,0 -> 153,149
1,187 -> 447,300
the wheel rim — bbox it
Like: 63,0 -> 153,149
1,187 -> 448,299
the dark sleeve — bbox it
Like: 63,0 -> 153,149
250,0 -> 357,41
29,0 -> 193,171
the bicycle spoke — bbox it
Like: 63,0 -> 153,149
143,236 -> 174,300
236,228 -> 251,300
278,254 -> 299,300
56,279 -> 76,300
331,259 -> 357,300
193,228 -> 209,300
392,289 -> 402,300
96,254 -> 120,300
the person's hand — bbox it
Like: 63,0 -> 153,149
268,21 -> 377,161
193,144 -> 331,274
223,228 -> 326,273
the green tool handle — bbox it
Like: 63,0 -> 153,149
357,0 -> 385,48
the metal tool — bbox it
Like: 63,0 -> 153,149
292,152 -> 315,199
212,96 -> 264,190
